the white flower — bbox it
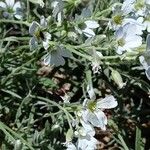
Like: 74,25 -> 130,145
82,95 -> 118,130
29,16 -> 51,50
91,50 -> 103,74
115,23 -> 142,54
43,46 -> 72,67
110,3 -> 145,31
66,120 -> 98,150
0,0 -> 22,19
75,20 -> 99,38
83,20 -> 99,38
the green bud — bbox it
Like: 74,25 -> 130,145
66,128 -> 73,142
111,69 -> 125,89
14,140 -> 22,150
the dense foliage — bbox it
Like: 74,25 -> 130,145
0,0 -> 150,149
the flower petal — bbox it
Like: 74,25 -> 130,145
13,1 -> 21,11
29,21 -> 40,36
0,2 -> 6,8
97,95 -> 118,109
29,37 -> 38,50
84,20 -> 99,29
6,0 -> 14,7
43,53 -> 51,65
14,14 -> 22,19
95,111 -> 107,130
83,28 -> 95,38
66,143 -> 77,150
139,56 -> 149,70
80,120 -> 95,136
58,46 -> 72,58
50,50 -> 65,67
125,35 -> 142,49
40,16 -> 47,27
146,66 -> 150,80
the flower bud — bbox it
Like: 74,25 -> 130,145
111,69 -> 126,89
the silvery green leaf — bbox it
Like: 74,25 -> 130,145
29,0 -> 44,7
29,21 -> 40,36
29,37 -> 38,50
146,34 -> 150,51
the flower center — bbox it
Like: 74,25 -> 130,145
118,38 -> 125,47
145,15 -> 150,22
134,0 -> 144,10
7,7 -> 14,14
113,15 -> 123,25
87,101 -> 96,112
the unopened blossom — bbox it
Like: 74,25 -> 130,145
91,50 -> 103,74
0,0 -> 22,19
139,34 -> 150,80
82,95 -> 118,130
51,0 -> 63,26
139,56 -> 150,80
115,23 -> 142,54
75,20 -> 99,38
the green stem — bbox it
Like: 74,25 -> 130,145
0,121 -> 34,150
0,19 -> 30,26
30,95 -> 73,130
27,0 -> 30,22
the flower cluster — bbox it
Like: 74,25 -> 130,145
65,73 -> 118,149
109,0 -> 150,80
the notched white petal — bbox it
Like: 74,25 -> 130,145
0,2 -> 6,8
29,21 -> 40,36
85,20 -> 99,29
97,95 -> 118,109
